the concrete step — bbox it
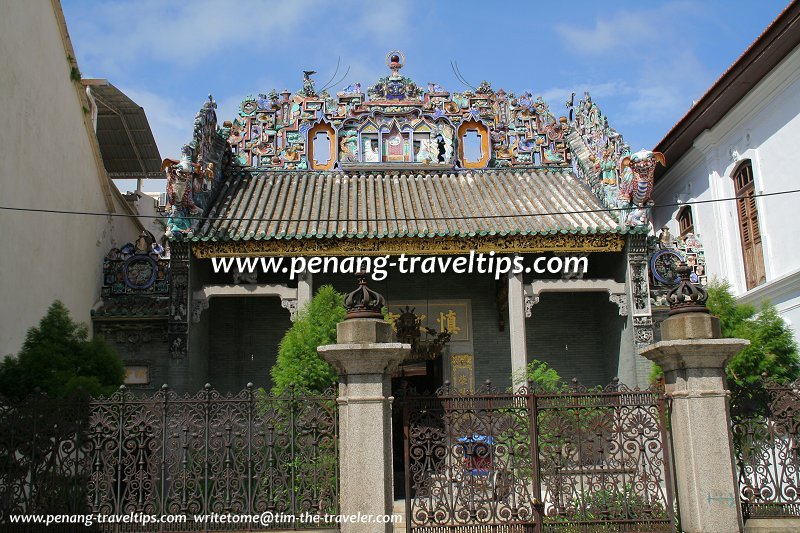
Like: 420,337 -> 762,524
745,518 -> 800,532
391,499 -> 406,531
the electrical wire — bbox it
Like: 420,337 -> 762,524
0,188 -> 798,224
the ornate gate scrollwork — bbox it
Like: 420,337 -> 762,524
400,378 -> 675,532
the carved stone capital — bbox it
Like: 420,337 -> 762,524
281,298 -> 298,321
609,293 -> 628,316
524,295 -> 537,318
191,297 -> 209,323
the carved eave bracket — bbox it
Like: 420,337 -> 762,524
281,298 -> 298,321
524,295 -> 537,318
525,279 -> 627,317
608,294 -> 628,316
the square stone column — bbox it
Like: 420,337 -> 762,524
641,312 -> 748,533
508,268 -> 528,389
318,318 -> 411,533
297,271 -> 313,308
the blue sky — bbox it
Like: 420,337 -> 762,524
62,0 -> 788,192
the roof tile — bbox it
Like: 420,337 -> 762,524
195,169 -> 622,241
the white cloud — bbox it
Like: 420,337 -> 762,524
352,1 -> 412,43
72,0 -> 319,72
552,2 -> 714,142
555,12 -> 657,56
71,0 -> 413,77
554,2 -> 698,57
118,87 -> 193,158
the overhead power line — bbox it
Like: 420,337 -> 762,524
0,188 -> 798,225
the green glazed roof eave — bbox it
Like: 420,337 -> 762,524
191,169 -> 627,242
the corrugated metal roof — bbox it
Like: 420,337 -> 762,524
194,168 -> 624,241
83,80 -> 162,176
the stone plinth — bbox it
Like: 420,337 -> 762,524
641,312 -> 748,533
317,318 -> 411,533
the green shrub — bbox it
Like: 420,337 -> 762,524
270,285 -> 345,396
649,280 -> 800,388
0,301 -> 123,400
516,359 -> 563,392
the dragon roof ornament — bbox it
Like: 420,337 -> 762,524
568,91 -> 666,229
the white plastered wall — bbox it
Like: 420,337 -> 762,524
652,44 -> 800,334
0,1 -> 139,357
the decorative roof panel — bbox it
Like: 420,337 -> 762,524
92,296 -> 169,319
160,52 -> 667,239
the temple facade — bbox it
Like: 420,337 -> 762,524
93,52 -> 706,394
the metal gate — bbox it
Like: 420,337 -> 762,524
0,384 -> 339,531
400,380 -> 675,532
732,377 -> 800,519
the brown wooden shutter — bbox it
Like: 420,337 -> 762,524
733,162 -> 766,290
678,206 -> 694,236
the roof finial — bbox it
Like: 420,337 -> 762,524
667,262 -> 709,315
343,273 -> 385,319
386,50 -> 405,78
301,70 -> 317,97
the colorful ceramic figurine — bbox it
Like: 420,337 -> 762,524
162,147 -> 202,237
302,71 -> 317,97
339,130 -> 358,162
622,149 -> 666,207
618,157 -> 635,204
599,150 -> 617,185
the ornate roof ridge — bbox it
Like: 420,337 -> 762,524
161,52 -> 666,239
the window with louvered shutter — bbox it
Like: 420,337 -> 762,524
733,161 -> 766,290
677,206 -> 694,237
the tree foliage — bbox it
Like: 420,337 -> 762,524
650,280 -> 800,387
270,285 -> 345,396
0,301 -> 124,400
514,359 -> 563,392
709,281 -> 800,386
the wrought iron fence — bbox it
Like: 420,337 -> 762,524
731,377 -> 800,519
0,384 -> 338,531
0,390 -> 93,523
400,379 -> 675,533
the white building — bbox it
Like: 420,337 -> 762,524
651,2 -> 800,332
0,1 -> 161,357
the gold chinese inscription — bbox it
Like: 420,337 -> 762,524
191,233 -> 625,258
385,311 -> 429,332
437,310 -> 461,336
388,300 -> 471,341
451,354 -> 475,393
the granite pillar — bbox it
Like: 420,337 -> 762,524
641,311 -> 748,533
508,268 -> 528,389
317,318 -> 411,533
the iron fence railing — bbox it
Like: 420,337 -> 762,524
400,379 -> 675,533
732,377 -> 800,519
0,384 -> 338,531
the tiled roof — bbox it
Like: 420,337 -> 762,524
192,168 -> 629,242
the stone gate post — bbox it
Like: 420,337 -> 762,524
641,265 -> 748,533
317,275 -> 411,533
